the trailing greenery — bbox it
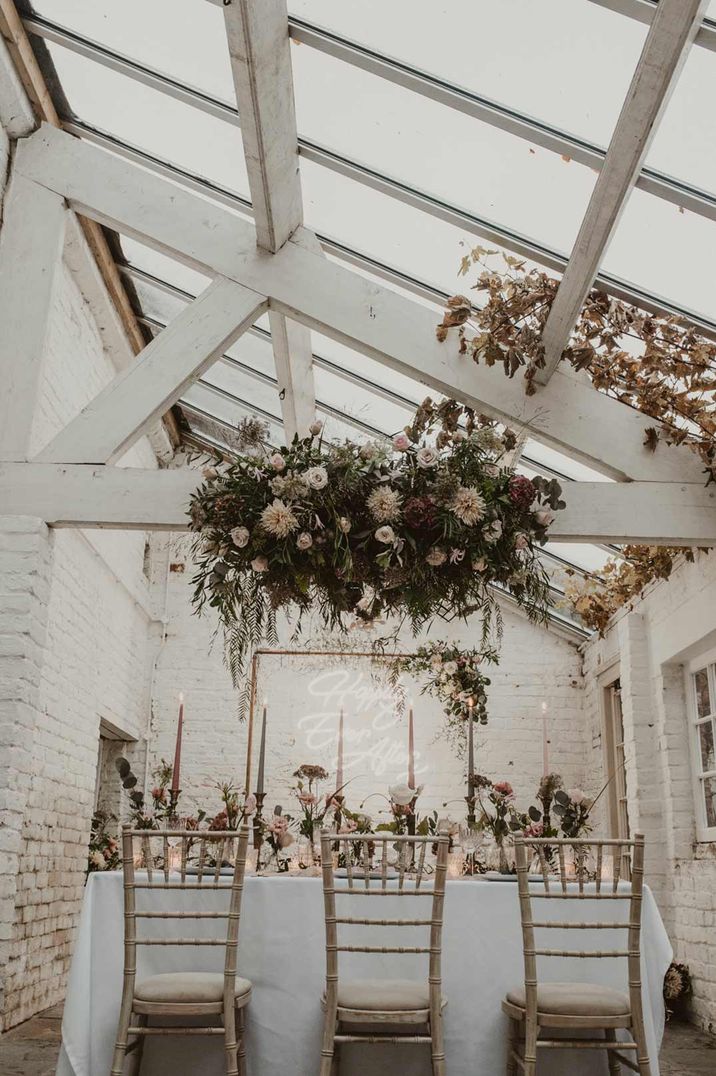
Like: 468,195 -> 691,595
188,399 -> 562,697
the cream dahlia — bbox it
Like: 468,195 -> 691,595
450,486 -> 486,525
260,498 -> 299,538
366,486 -> 402,522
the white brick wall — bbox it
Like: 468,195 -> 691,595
0,210 -> 160,1027
582,550 -> 716,1032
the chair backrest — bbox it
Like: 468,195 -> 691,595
120,825 -> 250,982
514,834 -> 646,1023
319,830 -> 450,1008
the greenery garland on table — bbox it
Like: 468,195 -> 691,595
188,399 -> 563,694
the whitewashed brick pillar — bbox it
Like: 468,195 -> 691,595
617,611 -> 668,903
0,515 -> 52,1028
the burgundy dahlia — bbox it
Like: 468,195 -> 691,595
508,475 -> 536,509
404,495 -> 437,529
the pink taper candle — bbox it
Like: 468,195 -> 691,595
171,693 -> 184,793
541,701 -> 550,776
408,702 -> 415,789
336,709 -> 344,792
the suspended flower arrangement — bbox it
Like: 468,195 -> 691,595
188,399 -> 562,688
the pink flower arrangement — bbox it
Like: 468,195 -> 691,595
493,781 -> 514,799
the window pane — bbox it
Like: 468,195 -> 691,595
695,668 -> 712,719
699,720 -> 716,774
703,777 -> 716,829
288,0 -> 647,146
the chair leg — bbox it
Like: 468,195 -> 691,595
522,1015 -> 538,1076
110,986 -> 135,1076
605,1028 -> 621,1075
505,1017 -> 521,1076
236,1005 -> 247,1076
430,1006 -> 446,1076
632,1008 -> 652,1075
223,1000 -> 239,1076
126,1014 -> 147,1076
319,998 -> 338,1076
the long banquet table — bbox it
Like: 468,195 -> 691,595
57,872 -> 671,1076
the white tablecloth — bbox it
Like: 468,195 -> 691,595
57,873 -> 671,1076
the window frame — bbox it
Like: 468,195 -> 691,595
686,647 -> 716,843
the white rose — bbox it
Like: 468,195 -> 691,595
534,507 -> 555,527
426,546 -> 447,567
443,660 -> 458,675
416,447 -> 439,469
304,466 -> 328,490
230,526 -> 250,548
429,654 -> 443,670
202,466 -> 218,480
389,783 -> 422,806
375,525 -> 395,544
338,517 -> 352,534
472,557 -> 487,571
309,420 -> 323,436
567,788 -> 585,805
251,555 -> 269,572
269,453 -> 285,471
296,532 -> 313,550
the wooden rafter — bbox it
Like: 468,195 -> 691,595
37,279 -> 268,465
0,464 -> 714,545
14,124 -> 708,487
222,0 -> 316,440
536,0 -> 709,385
0,0 -> 181,447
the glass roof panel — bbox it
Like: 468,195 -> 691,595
36,39 -> 251,203
20,0 -> 234,101
287,0 -> 647,146
645,43 -> 716,197
292,44 -> 597,253
603,187 -> 716,321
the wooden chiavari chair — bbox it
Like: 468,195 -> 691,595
319,828 -> 450,1076
503,834 -> 651,1075
111,825 -> 251,1076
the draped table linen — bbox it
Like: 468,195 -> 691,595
57,872 -> 671,1076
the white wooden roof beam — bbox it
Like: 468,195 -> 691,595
536,0 -> 709,386
222,0 -> 316,440
1,465 -> 714,545
14,124 -> 707,485
36,277 -> 268,464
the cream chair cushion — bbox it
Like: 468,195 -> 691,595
506,981 -> 630,1017
135,972 -> 252,1004
334,979 -> 433,1012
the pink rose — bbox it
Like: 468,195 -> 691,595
243,794 -> 257,816
493,781 -> 514,799
269,453 -> 286,471
524,821 -> 544,838
202,466 -> 218,480
338,819 -> 357,834
251,556 -> 269,572
514,533 -> 529,551
309,420 -> 323,436
392,432 -> 411,452
298,792 -> 318,806
534,507 -> 555,527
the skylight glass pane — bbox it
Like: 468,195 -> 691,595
36,40 -> 250,203
287,0 -> 647,145
522,441 -> 614,483
604,187 -> 716,321
645,44 -> 716,196
21,0 -> 233,101
292,44 -> 596,253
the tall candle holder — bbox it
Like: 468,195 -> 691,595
253,791 -> 266,863
168,787 -> 182,827
465,787 -> 477,827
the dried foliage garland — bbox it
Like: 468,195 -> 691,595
188,399 -> 561,689
437,248 -> 716,483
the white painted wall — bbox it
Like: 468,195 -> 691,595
0,218 -> 161,1028
582,550 -> 716,1031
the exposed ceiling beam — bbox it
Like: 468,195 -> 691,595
0,173 -> 65,461
536,0 -> 708,386
14,124 -> 708,486
587,0 -> 716,51
0,0 -> 181,447
221,0 -> 316,441
21,15 -> 716,342
1,464 -> 714,544
36,278 -> 268,465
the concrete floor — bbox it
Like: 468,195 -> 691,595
0,1004 -> 714,1074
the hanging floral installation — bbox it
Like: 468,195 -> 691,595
436,247 -> 716,483
188,399 -> 562,688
